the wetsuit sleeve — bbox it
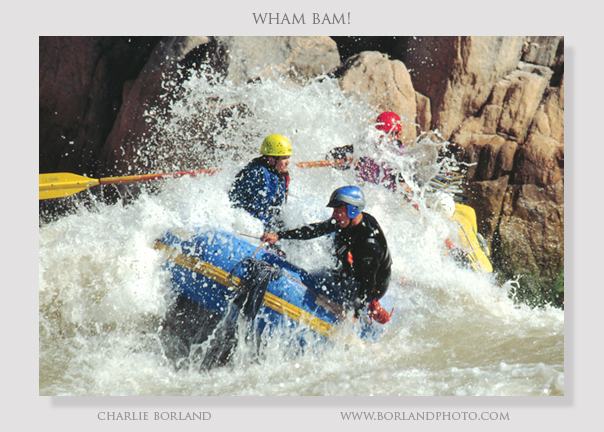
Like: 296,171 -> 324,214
276,219 -> 337,240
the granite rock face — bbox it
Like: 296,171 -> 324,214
404,36 -> 527,140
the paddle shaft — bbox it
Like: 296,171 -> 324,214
97,159 -> 347,184
295,157 -> 351,168
98,169 -> 222,185
39,157 -> 350,200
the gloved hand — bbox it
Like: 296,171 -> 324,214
367,299 -> 394,324
327,145 -> 354,170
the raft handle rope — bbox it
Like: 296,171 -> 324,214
226,243 -> 285,321
226,240 -> 268,290
237,233 -> 344,317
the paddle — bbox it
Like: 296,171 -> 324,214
39,157 -> 351,200
39,169 -> 220,200
294,157 -> 351,169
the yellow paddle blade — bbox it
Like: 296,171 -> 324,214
39,173 -> 100,200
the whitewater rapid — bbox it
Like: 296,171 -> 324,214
39,69 -> 563,396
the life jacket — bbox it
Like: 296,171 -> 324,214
229,157 -> 289,226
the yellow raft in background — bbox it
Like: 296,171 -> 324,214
452,204 -> 493,274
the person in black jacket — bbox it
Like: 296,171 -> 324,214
261,185 -> 392,322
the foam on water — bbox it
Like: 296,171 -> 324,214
39,69 -> 564,396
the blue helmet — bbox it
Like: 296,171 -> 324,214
327,185 -> 366,218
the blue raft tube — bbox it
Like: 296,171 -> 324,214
155,228 -> 394,350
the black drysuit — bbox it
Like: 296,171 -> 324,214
276,212 -> 392,317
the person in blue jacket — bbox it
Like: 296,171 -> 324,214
229,134 -> 292,231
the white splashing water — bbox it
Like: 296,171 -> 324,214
39,69 -> 563,396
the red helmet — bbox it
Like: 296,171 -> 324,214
376,111 -> 402,133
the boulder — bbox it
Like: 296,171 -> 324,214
522,36 -> 564,68
332,51 -> 417,145
466,175 -> 510,241
415,92 -> 431,134
99,37 -> 212,175
451,66 -> 552,148
440,39 -> 563,299
100,36 -> 343,175
530,75 -> 564,143
464,135 -> 518,181
214,36 -> 341,85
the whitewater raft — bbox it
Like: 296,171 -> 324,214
155,228 -> 390,347
428,172 -> 493,274
452,204 -> 493,274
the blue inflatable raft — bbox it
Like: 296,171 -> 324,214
155,228 -> 391,348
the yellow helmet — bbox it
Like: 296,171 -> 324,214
260,134 -> 293,157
